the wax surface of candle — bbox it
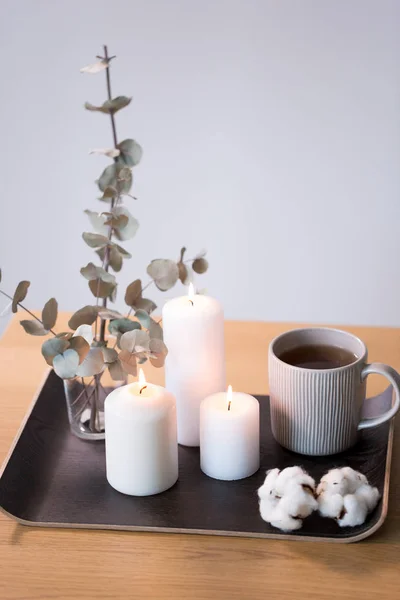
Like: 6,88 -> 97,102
200,391 -> 260,481
162,293 -> 225,446
105,381 -> 178,496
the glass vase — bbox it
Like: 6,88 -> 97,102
64,371 -> 127,441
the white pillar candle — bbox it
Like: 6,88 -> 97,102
200,386 -> 260,481
105,370 -> 178,496
162,284 -> 226,446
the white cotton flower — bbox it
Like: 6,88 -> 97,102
317,467 -> 380,527
268,505 -> 303,532
258,466 -> 318,532
337,494 -> 368,528
317,492 -> 344,519
257,468 -> 280,501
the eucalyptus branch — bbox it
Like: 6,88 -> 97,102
0,289 -> 57,335
98,44 -> 120,343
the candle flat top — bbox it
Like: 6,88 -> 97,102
201,391 -> 259,416
105,382 -> 175,417
162,293 -> 223,318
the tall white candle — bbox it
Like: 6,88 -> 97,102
162,284 -> 225,446
200,386 -> 260,481
105,370 -> 178,496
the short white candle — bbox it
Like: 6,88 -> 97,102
105,369 -> 178,496
162,284 -> 225,447
200,386 -> 260,481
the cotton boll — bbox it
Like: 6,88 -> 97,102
355,484 -> 380,512
257,468 -> 280,501
268,504 -> 303,532
318,468 -> 351,496
259,498 -> 277,523
279,485 -> 318,520
337,494 -> 368,528
274,466 -> 308,496
318,492 -> 344,519
341,467 -> 367,493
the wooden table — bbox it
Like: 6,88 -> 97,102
0,315 -> 399,600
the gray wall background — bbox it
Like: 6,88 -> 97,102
1,0 -> 400,335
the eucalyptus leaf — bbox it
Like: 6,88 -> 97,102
85,96 -> 131,115
97,163 -> 132,195
82,232 -> 109,249
109,284 -> 118,303
42,298 -> 58,331
114,244 -> 132,258
125,279 -> 142,307
56,332 -> 73,340
80,60 -> 109,74
117,166 -> 133,195
149,338 -> 168,368
146,259 -> 179,291
88,279 -> 116,299
108,318 -> 141,336
73,324 -> 93,345
41,337 -> 70,366
80,263 -> 115,284
120,329 -> 150,353
118,350 -> 138,376
12,280 -> 30,313
97,308 -> 123,320
68,305 -> 99,330
111,206 -> 139,241
97,163 -> 118,192
149,318 -> 163,341
53,349 -> 80,379
103,213 -> 128,229
109,246 -> 122,272
99,186 -> 118,201
178,261 -> 189,284
134,309 -> 151,329
89,148 -> 120,158
108,359 -> 125,381
192,257 -> 208,274
20,319 -> 48,336
135,298 -> 157,314
84,210 -> 109,236
102,347 -> 118,363
69,335 -> 90,364
117,139 -> 143,167
75,347 -> 104,377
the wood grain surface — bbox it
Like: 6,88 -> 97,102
0,314 -> 399,600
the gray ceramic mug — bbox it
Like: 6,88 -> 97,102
268,328 -> 400,456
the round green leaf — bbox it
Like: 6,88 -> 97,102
53,349 -> 80,379
20,320 -> 48,336
41,338 -> 70,366
108,318 -> 141,336
68,306 -> 99,330
42,298 -> 58,331
117,139 -> 143,167
118,350 -> 138,376
146,259 -> 179,291
82,232 -> 109,249
12,281 -> 30,313
192,257 -> 208,274
75,347 -> 104,377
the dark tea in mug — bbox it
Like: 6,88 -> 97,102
278,344 -> 357,370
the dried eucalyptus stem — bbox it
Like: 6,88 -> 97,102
98,44 -> 119,344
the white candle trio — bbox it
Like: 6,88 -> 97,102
105,287 -> 260,496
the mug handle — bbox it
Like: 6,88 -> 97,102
358,363 -> 400,430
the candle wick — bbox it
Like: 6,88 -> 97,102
188,300 -> 194,306
228,401 -> 231,411
139,385 -> 147,395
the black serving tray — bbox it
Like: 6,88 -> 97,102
0,370 -> 394,542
